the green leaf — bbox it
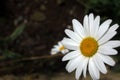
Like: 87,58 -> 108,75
6,23 -> 26,41
2,50 -> 21,59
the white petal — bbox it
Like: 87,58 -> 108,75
96,19 -> 112,40
50,51 -> 57,55
98,23 -> 118,45
54,45 -> 59,48
83,15 -> 89,36
83,58 -> 89,78
99,54 -> 115,66
75,56 -> 85,80
62,38 -> 79,50
66,56 -> 81,73
89,13 -> 95,36
65,29 -> 82,43
89,58 -> 100,80
61,49 -> 69,54
93,16 -> 100,37
98,46 -> 118,55
109,24 -> 119,32
58,41 -> 62,46
93,54 -> 107,74
98,31 -> 117,45
72,19 -> 86,38
62,50 -> 80,61
102,40 -> 120,48
51,48 -> 59,52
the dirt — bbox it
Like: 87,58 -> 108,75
0,71 -> 119,80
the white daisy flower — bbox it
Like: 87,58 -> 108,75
51,41 -> 69,55
62,13 -> 120,80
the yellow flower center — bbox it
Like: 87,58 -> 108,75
59,46 -> 65,51
80,37 -> 98,57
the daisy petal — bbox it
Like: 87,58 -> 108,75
98,46 -> 118,55
58,41 -> 62,46
89,58 -> 100,80
54,45 -> 58,48
94,16 -> 100,37
62,38 -> 79,50
65,29 -> 82,43
89,13 -> 94,36
99,54 -> 115,66
93,54 -> 107,74
62,50 -> 80,61
98,31 -> 117,45
83,15 -> 89,36
102,40 -> 120,48
72,19 -> 86,38
75,56 -> 85,80
96,19 -> 112,40
51,51 -> 57,55
83,58 -> 89,78
66,56 -> 81,73
61,49 -> 69,54
51,48 -> 58,52
109,24 -> 119,32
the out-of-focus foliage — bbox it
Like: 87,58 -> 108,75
77,0 -> 120,23
6,23 -> 25,41
3,50 -> 21,59
0,23 -> 25,59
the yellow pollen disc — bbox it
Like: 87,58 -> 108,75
59,46 -> 65,51
80,37 -> 98,57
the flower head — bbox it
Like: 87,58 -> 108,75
50,41 -> 69,55
62,13 -> 120,80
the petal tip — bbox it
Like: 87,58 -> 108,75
89,13 -> 94,16
72,19 -> 79,24
72,19 -> 77,22
64,29 -> 69,33
62,56 -> 68,61
109,19 -> 112,23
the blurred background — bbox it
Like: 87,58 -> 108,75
0,0 -> 120,80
